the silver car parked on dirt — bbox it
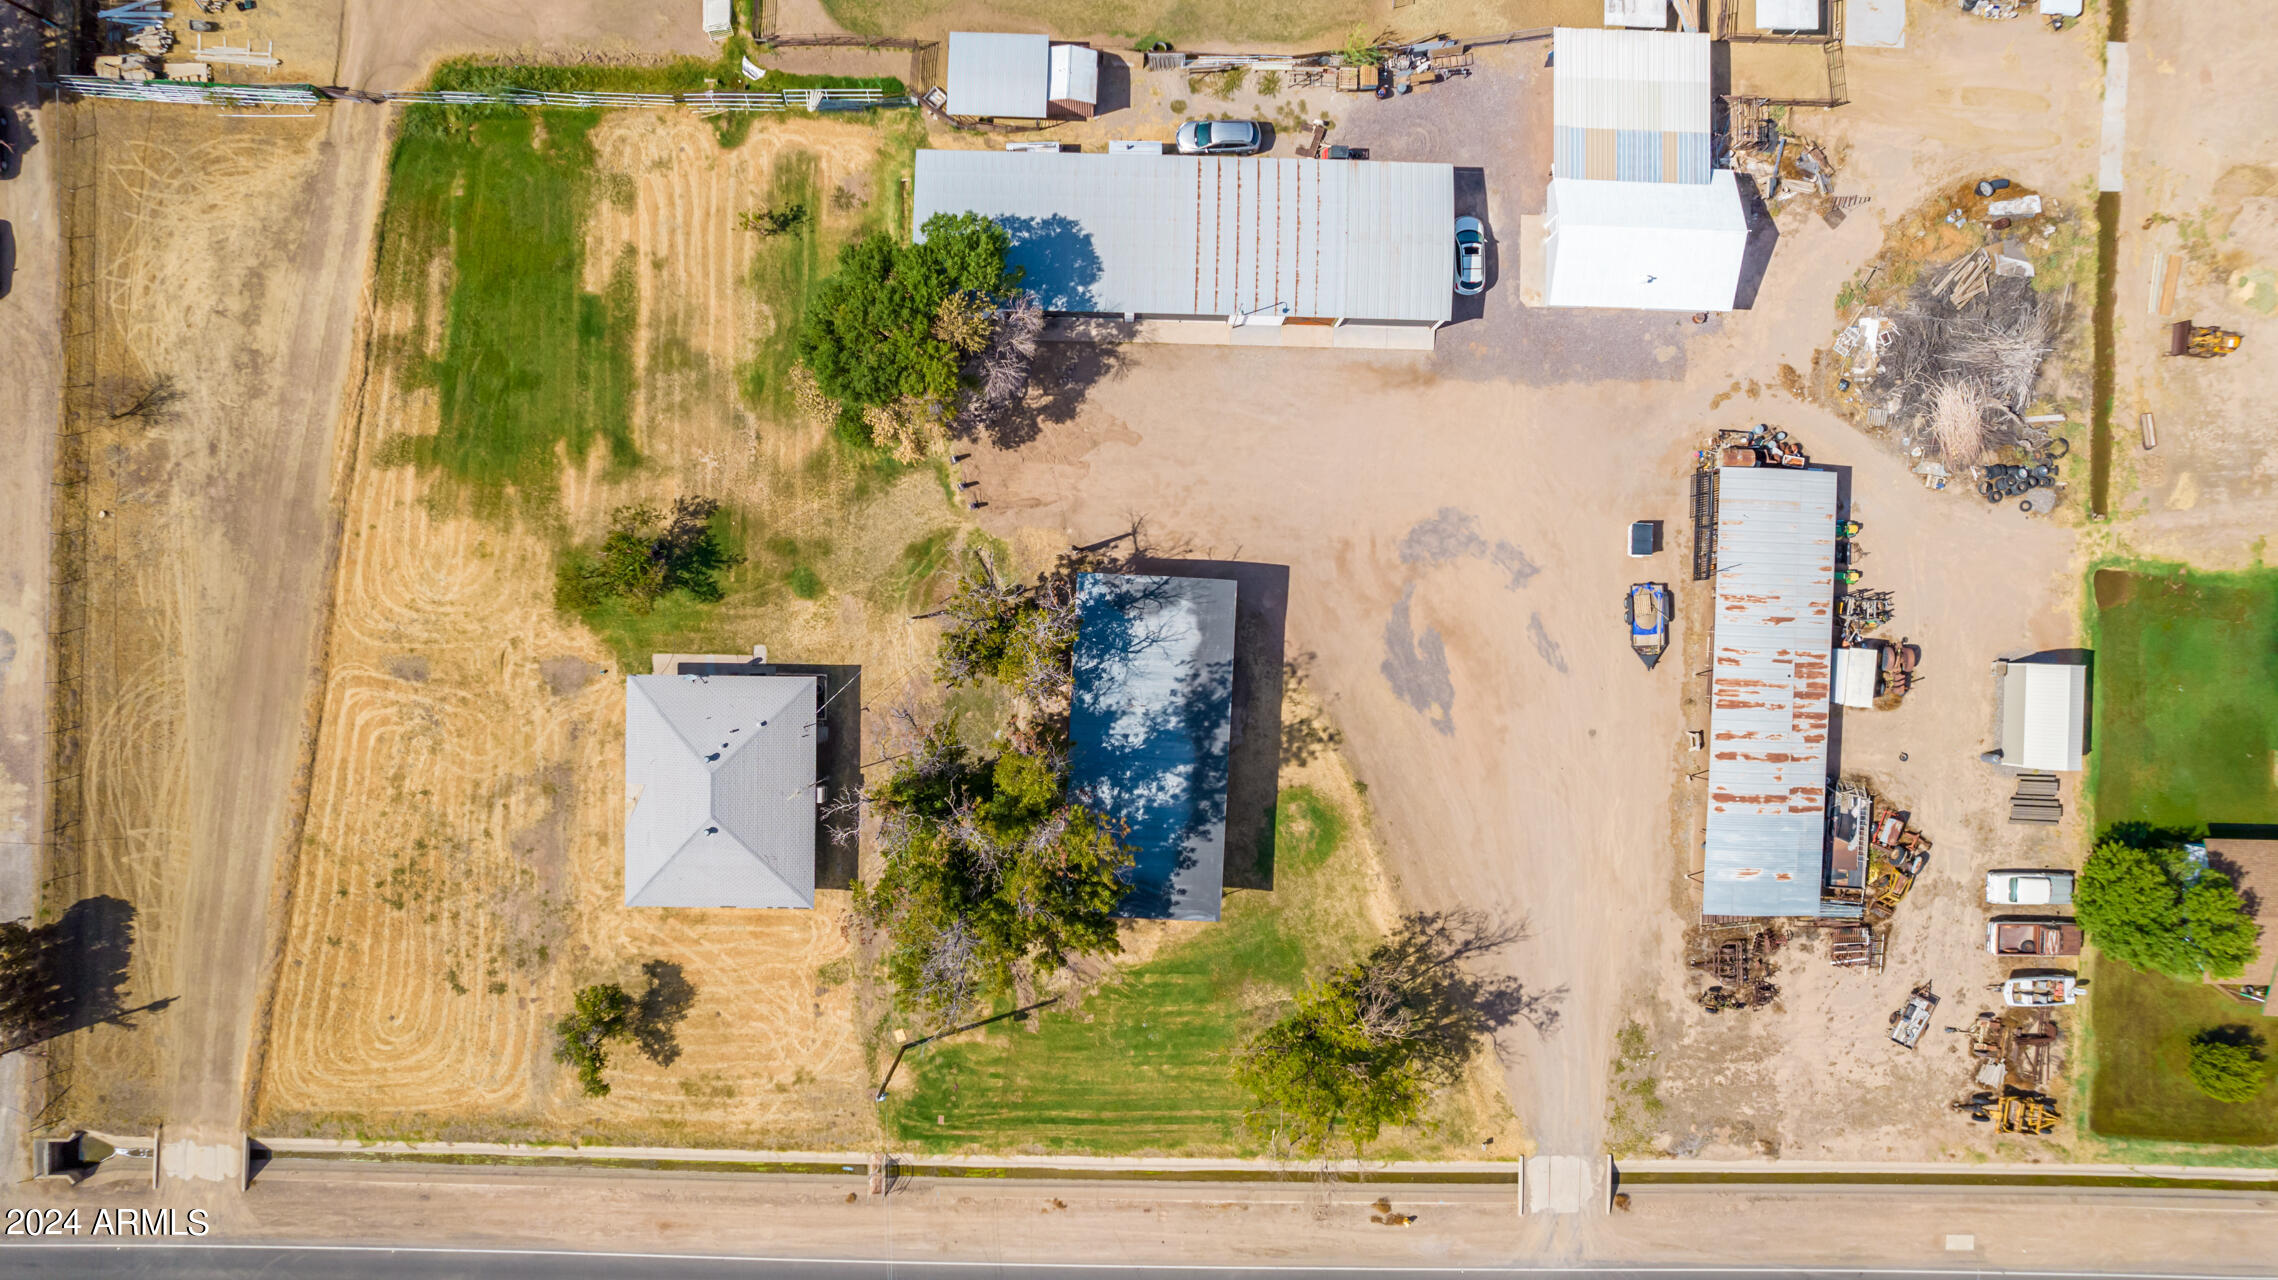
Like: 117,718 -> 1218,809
1175,120 -> 1264,155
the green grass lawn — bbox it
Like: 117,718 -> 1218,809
2088,563 -> 2278,830
2084,958 -> 2278,1146
378,109 -> 640,501
883,787 -> 1382,1155
2084,562 -> 2278,1150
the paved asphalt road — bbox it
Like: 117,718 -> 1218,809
0,1248 -> 2265,1280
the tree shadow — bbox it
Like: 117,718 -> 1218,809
2195,1024 -> 2268,1053
970,340 -> 1129,451
3,898 -> 163,1055
1278,653 -> 1343,770
2097,821 -> 2200,852
1373,909 -> 1568,1053
631,960 -> 697,1067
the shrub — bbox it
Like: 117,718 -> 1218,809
554,496 -> 739,615
2186,1029 -> 2270,1103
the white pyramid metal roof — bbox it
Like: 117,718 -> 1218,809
624,674 -> 818,908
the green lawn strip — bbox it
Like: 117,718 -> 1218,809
382,112 -> 638,503
2086,562 -> 2278,830
2084,957 -> 2278,1148
885,786 -> 1365,1155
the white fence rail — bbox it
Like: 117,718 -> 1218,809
55,76 -> 322,105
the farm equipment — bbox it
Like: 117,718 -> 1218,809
1890,983 -> 1938,1049
2169,320 -> 2242,358
1690,925 -> 1780,1013
1998,1090 -> 2061,1135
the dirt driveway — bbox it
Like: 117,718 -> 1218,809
961,10 -> 2112,1163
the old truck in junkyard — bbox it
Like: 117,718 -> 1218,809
1986,917 -> 2084,957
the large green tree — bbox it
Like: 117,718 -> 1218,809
852,725 -> 1129,1024
2076,837 -> 2263,980
554,495 -> 739,614
795,212 -> 1017,423
1234,913 -> 1511,1158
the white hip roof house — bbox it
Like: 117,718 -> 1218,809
624,673 -> 819,908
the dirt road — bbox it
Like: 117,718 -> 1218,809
1,4 -> 61,1176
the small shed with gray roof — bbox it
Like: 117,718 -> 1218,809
1069,573 -> 1237,922
624,673 -> 819,908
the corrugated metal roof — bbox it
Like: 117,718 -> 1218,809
1757,0 -> 1823,30
1552,27 -> 1712,183
624,674 -> 818,908
1702,467 -> 1838,918
1542,173 -> 1747,311
913,150 -> 1455,324
1048,44 -> 1098,105
1999,662 -> 2086,772
947,31 -> 1050,118
1069,574 -> 1236,922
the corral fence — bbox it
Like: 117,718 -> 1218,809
48,76 -> 914,113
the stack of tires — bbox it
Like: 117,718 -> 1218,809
1977,437 -> 2070,513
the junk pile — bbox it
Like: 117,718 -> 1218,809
1712,424 -> 1810,469
1724,114 -> 1865,230
1864,804 -> 1932,923
1689,924 -> 1782,1013
1953,1009 -> 2064,1132
2007,772 -> 2063,825
1838,589 -> 1892,643
1827,179 -> 2078,511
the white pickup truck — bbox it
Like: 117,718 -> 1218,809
1985,869 -> 2075,906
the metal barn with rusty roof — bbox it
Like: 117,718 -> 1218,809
1701,466 -> 1839,918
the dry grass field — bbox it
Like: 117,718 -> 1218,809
254,111 -> 958,1147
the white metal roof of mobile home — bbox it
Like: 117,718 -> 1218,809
1543,173 -> 1747,311
947,31 -> 1051,117
1552,26 -> 1712,183
1702,466 -> 1838,918
1999,661 -> 2087,772
913,150 -> 1455,323
624,674 -> 818,908
1757,0 -> 1823,30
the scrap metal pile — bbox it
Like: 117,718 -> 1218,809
1864,804 -> 1933,923
1952,1010 -> 2065,1133
1689,925 -> 1782,1013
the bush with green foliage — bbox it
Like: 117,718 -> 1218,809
554,496 -> 739,615
795,212 -> 1019,448
2186,1029 -> 2270,1103
2076,837 -> 2262,980
852,725 -> 1131,1024
553,982 -> 631,1097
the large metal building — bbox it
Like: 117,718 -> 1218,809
1702,467 -> 1838,918
913,150 -> 1454,334
1541,27 -> 1749,312
1068,573 -> 1237,922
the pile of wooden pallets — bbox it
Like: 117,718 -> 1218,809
2008,773 -> 2063,824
